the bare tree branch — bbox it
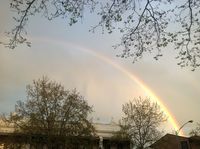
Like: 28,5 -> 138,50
2,0 -> 200,70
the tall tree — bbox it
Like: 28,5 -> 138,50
2,77 -> 94,148
2,0 -> 200,70
119,97 -> 166,149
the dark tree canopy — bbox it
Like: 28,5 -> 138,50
2,0 -> 200,70
1,77 -> 94,148
119,97 -> 166,149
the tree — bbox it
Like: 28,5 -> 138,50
190,123 -> 200,136
3,0 -> 96,49
95,0 -> 200,70
119,97 -> 166,149
1,77 -> 95,148
2,0 -> 200,70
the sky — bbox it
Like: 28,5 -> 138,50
0,0 -> 200,136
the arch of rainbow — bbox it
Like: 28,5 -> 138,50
32,37 -> 182,136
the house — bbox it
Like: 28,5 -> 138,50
0,121 -> 130,149
94,122 -> 130,149
188,136 -> 200,149
150,133 -> 200,149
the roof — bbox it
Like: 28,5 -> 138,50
0,120 -> 14,133
92,122 -> 120,138
150,134 -> 188,148
150,134 -> 200,149
189,136 -> 200,144
0,121 -> 121,139
0,122 -> 131,145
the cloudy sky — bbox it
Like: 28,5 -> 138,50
0,0 -> 200,135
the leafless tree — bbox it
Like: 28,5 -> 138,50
190,123 -> 200,136
94,0 -> 200,70
3,0 -> 96,49
119,97 -> 166,149
2,0 -> 200,70
1,76 -> 95,148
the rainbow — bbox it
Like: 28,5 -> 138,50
31,37 -> 182,135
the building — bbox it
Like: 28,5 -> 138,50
150,133 -> 200,149
0,120 -> 130,149
188,136 -> 200,149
